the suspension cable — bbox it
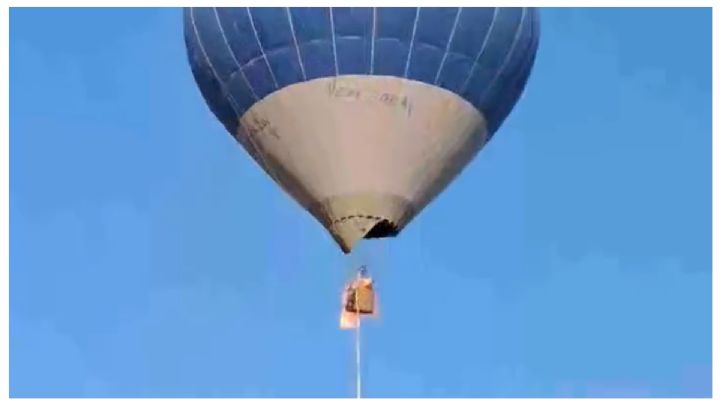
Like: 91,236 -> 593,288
354,269 -> 362,399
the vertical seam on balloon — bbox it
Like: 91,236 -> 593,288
403,7 -> 420,78
475,7 -> 527,108
329,7 -> 339,76
434,7 -> 462,85
519,13 -> 539,97
190,9 -> 241,114
488,10 -> 537,135
286,7 -> 307,81
460,7 -> 499,93
191,8 -> 251,156
212,8 -> 259,101
191,8 -> 292,207
246,7 -> 279,89
370,7 -> 376,74
512,11 -> 538,104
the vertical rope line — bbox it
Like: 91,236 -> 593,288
355,270 -> 362,399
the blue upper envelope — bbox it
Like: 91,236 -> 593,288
184,7 -> 540,138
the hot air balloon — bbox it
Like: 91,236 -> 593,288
184,7 -> 540,254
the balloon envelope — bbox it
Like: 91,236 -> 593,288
184,7 -> 540,253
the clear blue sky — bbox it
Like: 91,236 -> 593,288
9,7 -> 711,398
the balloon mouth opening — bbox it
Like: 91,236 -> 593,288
363,219 -> 399,239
